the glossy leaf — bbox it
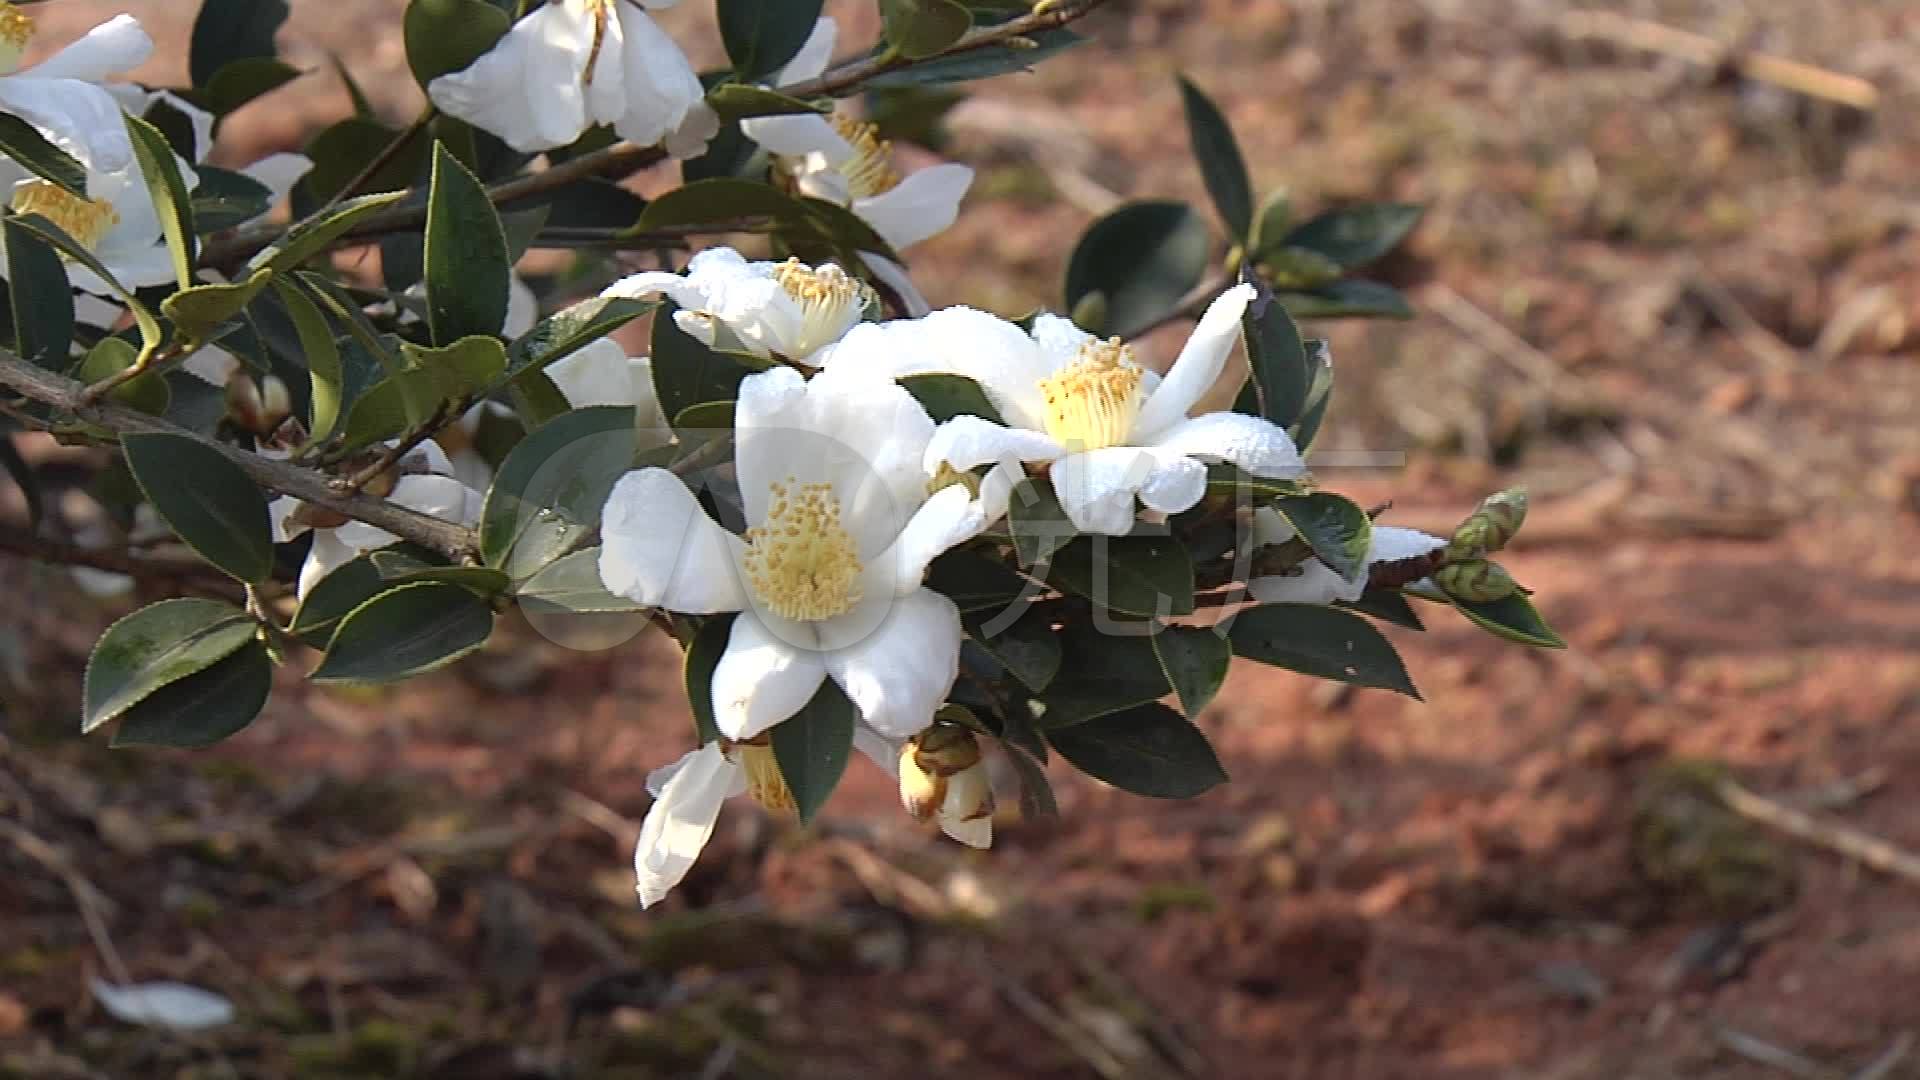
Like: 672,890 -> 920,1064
189,166 -> 274,232
505,295 -> 654,378
10,216 -> 163,354
255,191 -> 405,274
900,373 -> 1004,424
1340,589 -> 1425,632
1237,285 -> 1309,428
717,0 -> 825,81
1152,625 -> 1231,717
927,547 -> 1033,614
1046,535 -> 1196,618
1228,603 -> 1419,697
1452,592 -> 1565,649
190,0 -> 289,87
370,549 -> 512,595
1283,203 -> 1423,269
123,113 -> 196,290
425,144 -> 510,344
1278,280 -> 1414,321
198,57 -> 302,115
881,0 -> 973,60
1064,200 -> 1210,338
863,28 -> 1085,88
772,678 -> 856,824
161,268 -> 274,346
73,338 -> 168,416
290,551 -> 391,645
3,216 -> 71,368
1177,75 -> 1253,240
1046,702 -> 1227,799
1032,627 -> 1171,729
651,304 -> 758,419
969,606 -> 1061,693
301,117 -> 430,204
83,599 -> 256,732
122,432 -> 274,583
479,406 -> 640,579
112,640 -> 273,749
269,279 -> 344,441
1270,493 -> 1371,581
404,0 -> 513,86
684,613 -> 735,745
0,113 -> 85,196
1248,189 -> 1291,254
514,547 -> 651,614
1006,479 -> 1075,567
706,85 -> 831,123
311,581 -> 494,683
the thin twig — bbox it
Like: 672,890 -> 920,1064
0,353 -> 478,561
0,526 -> 245,593
1716,777 -> 1920,886
1556,10 -> 1879,110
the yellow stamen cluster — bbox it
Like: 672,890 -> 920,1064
925,461 -> 981,500
772,258 -> 873,356
0,3 -> 33,75
731,740 -> 795,815
741,478 -> 863,622
829,113 -> 902,199
10,182 -> 118,251
1038,337 -> 1145,451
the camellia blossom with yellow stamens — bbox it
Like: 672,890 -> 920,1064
815,284 -> 1307,534
738,17 -> 972,314
601,366 -> 994,904
425,0 -> 709,156
0,8 -> 151,174
5,145 -> 198,294
603,247 -> 875,365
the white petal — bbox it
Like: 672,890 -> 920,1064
503,273 -> 538,338
858,251 -> 929,316
545,338 -> 635,407
599,468 -> 749,612
606,7 -> 704,147
852,723 -> 902,776
732,365 -> 811,522
852,164 -> 972,252
940,812 -> 992,849
1369,526 -> 1446,564
740,112 -> 848,160
1135,453 -> 1207,514
1048,447 -> 1160,535
72,292 -> 123,329
267,495 -> 306,543
925,414 -> 1063,473
1145,411 -> 1304,479
297,530 -> 359,601
712,614 -> 829,740
774,17 -> 837,86
1247,560 -> 1361,606
634,744 -> 737,907
427,4 -> 592,152
875,483 -> 983,596
824,588 -> 961,740
1249,505 -> 1293,548
1134,283 -> 1257,437
1029,313 -> 1095,368
89,979 -> 233,1030
0,78 -> 133,172
814,307 -> 1054,431
24,16 -> 152,81
663,101 -> 720,160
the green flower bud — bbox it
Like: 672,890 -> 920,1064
1447,487 -> 1528,560
1435,559 -> 1519,602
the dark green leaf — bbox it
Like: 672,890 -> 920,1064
1270,492 -> 1371,581
927,547 -> 1032,614
968,606 -> 1060,693
399,334 -> 508,400
479,405 -> 640,579
505,295 -> 654,378
1278,280 -> 1414,320
257,191 -> 406,273
1004,745 -> 1058,819
198,57 -> 303,116
161,267 -> 274,346
1259,245 -> 1342,289
73,338 -> 168,416
1238,287 -> 1309,427
772,678 -> 855,824
1290,343 -> 1333,449
1152,625 -> 1230,716
1248,189 -> 1290,254
1046,702 -> 1227,798
122,432 -> 274,583
900,373 -> 1003,424
881,0 -> 973,60
683,613 -> 735,745
404,0 -> 513,86
122,113 -> 196,290
863,28 -> 1085,87
1452,592 -> 1565,649
190,0 -> 289,88
1176,76 -> 1252,240
1283,203 -> 1423,269
0,113 -> 85,196
707,84 -> 831,123
1064,200 -> 1209,338
425,144 -> 510,344
1228,603 -> 1419,697
370,550 -> 512,595
1339,589 -> 1424,631
1006,479 -> 1074,567
311,581 -> 494,683
290,551 -> 391,644
651,303 -> 759,419
112,641 -> 273,749
635,176 -> 807,233
9,216 -> 162,355
501,178 -> 640,231
190,166 -> 274,232
514,547 -> 650,614
4,216 -> 71,368
269,279 -> 344,441
301,117 -> 430,203
1033,627 -> 1170,729
1046,534 -> 1195,618
717,0 -> 825,81
83,599 -> 256,732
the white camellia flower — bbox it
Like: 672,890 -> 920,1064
606,247 -> 874,365
0,9 -> 151,174
634,726 -> 899,907
739,17 -> 973,314
817,283 -> 1306,534
1247,516 -> 1446,606
427,0 -> 706,155
7,149 -> 199,294
544,337 -> 673,432
602,366 -> 991,904
270,442 -> 482,599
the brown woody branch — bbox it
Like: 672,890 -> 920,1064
0,353 -> 478,562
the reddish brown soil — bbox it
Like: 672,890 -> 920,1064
6,2 -> 1920,1077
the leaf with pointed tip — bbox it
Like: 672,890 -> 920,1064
1452,592 -> 1565,649
1046,702 -> 1227,798
900,373 -> 1004,424
1046,534 -> 1195,618
480,406 -> 640,579
1065,200 -> 1209,338
112,640 -> 273,748
0,113 -> 85,196
1228,603 -> 1419,697
1007,479 -> 1074,568
1270,493 -> 1371,581
123,113 -> 197,290
1176,76 -> 1252,240
772,678 -> 855,824
717,0 -> 826,81
83,599 -> 256,732
1283,203 -> 1423,270
425,144 -> 510,344
4,216 -> 72,368
311,581 -> 494,683
683,613 -> 735,745
1152,625 -> 1231,716
403,0 -> 512,86
122,432 -> 274,583
254,191 -> 406,274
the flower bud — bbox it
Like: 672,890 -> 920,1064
731,738 -> 796,816
938,763 -> 995,850
912,725 -> 982,778
898,743 -> 945,821
224,372 -> 266,433
259,375 -> 291,431
1434,559 -> 1519,602
1447,487 -> 1527,560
